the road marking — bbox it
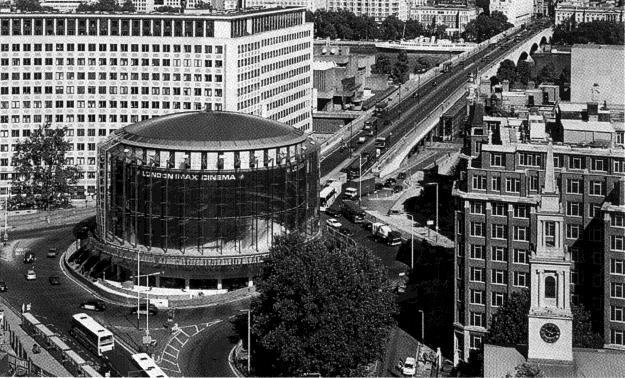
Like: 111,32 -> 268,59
163,350 -> 177,359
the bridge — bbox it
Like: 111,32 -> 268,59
373,26 -> 554,178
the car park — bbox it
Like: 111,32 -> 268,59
0,281 -> 7,292
48,276 -> 61,285
131,303 -> 158,316
80,300 -> 106,312
25,269 -> 37,281
326,218 -> 342,229
47,248 -> 58,258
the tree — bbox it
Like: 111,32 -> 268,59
510,362 -> 544,377
496,59 -> 517,85
120,0 -> 135,12
154,5 -> 179,12
251,234 -> 397,376
463,11 -> 513,42
537,62 -> 557,84
195,0 -> 213,9
487,290 -> 530,345
476,0 -> 490,14
10,123 -> 82,211
14,0 -> 43,11
572,304 -> 604,348
413,57 -> 429,74
516,61 -> 532,86
379,15 -> 404,41
76,0 -> 119,12
392,50 -> 410,84
372,55 -> 392,75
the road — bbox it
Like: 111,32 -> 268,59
178,321 -> 239,377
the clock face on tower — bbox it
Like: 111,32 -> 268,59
540,323 -> 561,343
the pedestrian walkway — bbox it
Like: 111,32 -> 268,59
0,300 -> 71,377
365,210 -> 454,249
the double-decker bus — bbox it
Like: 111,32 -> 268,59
70,313 -> 115,356
130,353 -> 168,377
319,186 -> 338,212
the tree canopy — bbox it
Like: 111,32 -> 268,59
372,55 -> 392,75
14,0 -> 42,11
552,20 -> 624,45
496,59 -> 517,85
76,0 -> 135,12
463,11 -> 513,42
10,123 -> 82,211
487,289 -> 603,348
391,50 -> 410,84
251,234 -> 397,376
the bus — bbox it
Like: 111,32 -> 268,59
130,353 -> 168,378
319,186 -> 338,212
70,313 -> 115,356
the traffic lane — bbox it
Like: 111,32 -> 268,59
179,320 -> 238,377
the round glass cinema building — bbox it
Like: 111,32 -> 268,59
91,111 -> 320,291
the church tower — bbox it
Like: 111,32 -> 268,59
527,143 -> 574,363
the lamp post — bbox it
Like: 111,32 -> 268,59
418,309 -> 425,341
240,309 -> 251,374
406,213 -> 415,270
425,182 -> 439,239
135,271 -> 162,335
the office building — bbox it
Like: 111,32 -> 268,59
325,0 -> 409,22
0,8 -> 314,198
453,99 -> 625,363
408,4 -> 480,35
555,2 -> 624,25
489,0 -> 533,25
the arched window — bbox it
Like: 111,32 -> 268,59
545,276 -> 556,298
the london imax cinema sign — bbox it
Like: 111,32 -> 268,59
139,169 -> 243,181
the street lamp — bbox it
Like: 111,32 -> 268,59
406,213 -> 415,270
135,270 -> 162,335
418,309 -> 425,341
425,182 -> 439,239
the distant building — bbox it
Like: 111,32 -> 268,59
453,96 -> 625,363
489,0 -> 533,25
245,0 -> 326,11
408,4 -> 480,35
570,44 -> 625,109
40,0 -> 84,12
325,0 -> 409,22
554,1 -> 624,25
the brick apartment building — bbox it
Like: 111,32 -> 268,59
452,100 -> 625,363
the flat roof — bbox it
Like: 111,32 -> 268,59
561,119 -> 615,133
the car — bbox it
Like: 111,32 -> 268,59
23,251 -> 35,264
338,227 -> 353,237
385,178 -> 397,186
47,248 -> 58,258
362,221 -> 374,231
402,357 -> 417,376
0,281 -> 7,292
325,218 -> 342,229
324,207 -> 341,218
80,300 -> 106,312
25,269 -> 37,281
48,276 -> 61,285
374,182 -> 384,191
131,303 -> 158,316
397,172 -> 407,180
393,185 -> 404,193
432,81 -> 438,87
357,136 -> 366,144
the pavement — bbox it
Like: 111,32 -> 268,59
0,301 -> 71,377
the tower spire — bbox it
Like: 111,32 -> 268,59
543,142 -> 557,195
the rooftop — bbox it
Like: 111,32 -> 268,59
561,119 -> 615,133
116,111 -> 307,151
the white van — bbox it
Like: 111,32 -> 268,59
344,187 -> 358,199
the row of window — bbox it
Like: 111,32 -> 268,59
470,222 -> 529,240
472,175 -> 520,192
469,201 -> 530,218
566,178 -> 607,195
468,245 -> 530,263
468,267 -> 529,286
1,42 -> 223,54
1,85 -> 224,99
2,71 -> 223,83
470,290 -> 507,307
489,152 -> 620,172
1,57 -> 225,69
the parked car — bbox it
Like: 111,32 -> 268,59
325,207 -> 341,218
326,218 -> 342,229
374,182 -> 384,191
25,269 -> 37,281
338,227 -> 353,237
23,252 -> 35,264
47,248 -> 58,258
393,185 -> 404,193
385,177 -> 397,186
397,172 -> 407,180
0,281 -> 7,292
131,303 -> 158,316
48,276 -> 61,285
402,357 -> 417,376
80,300 -> 106,312
362,221 -> 374,232
357,136 -> 366,144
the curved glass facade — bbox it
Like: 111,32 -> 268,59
102,145 -> 319,255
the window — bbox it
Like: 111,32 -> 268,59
491,292 -> 505,307
566,224 -> 581,239
614,160 -> 624,173
590,181 -> 605,196
513,226 -> 528,241
513,272 -> 528,287
611,259 -> 624,275
513,249 -> 529,264
470,245 -> 484,260
519,152 -> 541,167
470,335 -> 483,349
566,179 -> 582,194
492,269 -> 507,284
529,176 -> 538,192
470,289 -> 485,305
470,312 -> 485,327
591,158 -> 606,172
491,177 -> 501,191
611,214 -> 624,228
610,306 -> 624,322
611,329 -> 624,346
470,201 -> 484,214
567,202 -> 582,217
471,222 -> 484,237
612,236 -> 625,252
505,178 -> 520,193
589,204 -> 602,218
470,267 -> 484,282
611,283 -> 625,299
490,153 -> 503,167
491,246 -> 507,262
569,156 -> 583,170
492,203 -> 506,216
513,205 -> 528,218
472,175 -> 486,190
545,276 -> 556,298
491,224 -> 507,239
545,221 -> 556,246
